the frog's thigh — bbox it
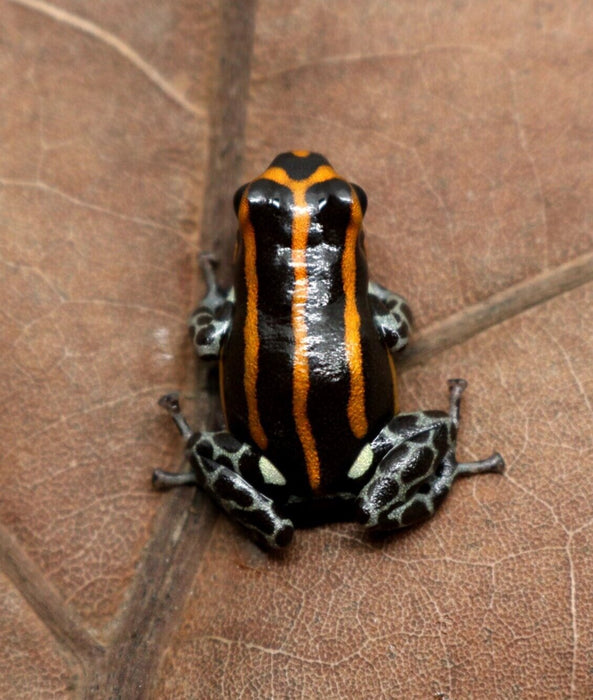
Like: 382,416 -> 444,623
355,414 -> 455,531
188,432 -> 294,549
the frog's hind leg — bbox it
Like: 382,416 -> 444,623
152,394 -> 294,549
186,433 -> 294,549
356,379 -> 504,533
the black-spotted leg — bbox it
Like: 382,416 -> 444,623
152,393 -> 294,549
355,379 -> 504,532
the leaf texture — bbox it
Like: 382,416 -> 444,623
1,1 -> 592,697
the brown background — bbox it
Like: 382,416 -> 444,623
2,1 -> 593,697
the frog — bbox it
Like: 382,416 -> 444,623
153,151 -> 504,549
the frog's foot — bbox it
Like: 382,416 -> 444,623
456,452 -> 505,476
152,468 -> 197,489
447,377 -> 468,426
355,379 -> 504,532
157,392 -> 193,440
447,378 -> 505,476
152,393 -> 198,489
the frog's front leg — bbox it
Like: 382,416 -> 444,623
153,394 -> 294,549
188,254 -> 233,360
368,280 -> 413,352
354,379 -> 504,532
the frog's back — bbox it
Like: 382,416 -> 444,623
221,152 -> 396,498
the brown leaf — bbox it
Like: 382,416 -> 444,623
1,0 -> 592,697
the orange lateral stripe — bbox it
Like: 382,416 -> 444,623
239,195 -> 268,451
343,191 -> 367,439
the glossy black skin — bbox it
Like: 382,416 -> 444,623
153,152 -> 504,549
223,155 -> 396,497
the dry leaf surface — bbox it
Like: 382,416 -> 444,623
1,1 -> 592,697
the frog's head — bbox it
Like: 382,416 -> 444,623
232,151 -> 368,256
231,152 -> 370,312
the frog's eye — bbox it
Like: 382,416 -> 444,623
352,184 -> 367,215
233,184 -> 248,214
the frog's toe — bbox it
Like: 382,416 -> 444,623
354,500 -> 372,526
455,451 -> 505,476
152,468 -> 197,490
274,520 -> 295,548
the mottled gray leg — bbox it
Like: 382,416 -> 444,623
152,394 -> 294,549
356,379 -> 504,532
189,448 -> 294,550
368,280 -> 413,352
188,254 -> 233,360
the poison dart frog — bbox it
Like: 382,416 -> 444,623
153,151 -> 504,549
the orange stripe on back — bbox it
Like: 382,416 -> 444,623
342,191 -> 367,439
239,195 -> 268,451
290,189 -> 321,491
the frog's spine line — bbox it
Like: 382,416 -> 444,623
289,183 -> 321,491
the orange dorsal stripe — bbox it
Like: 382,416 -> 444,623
290,188 -> 320,490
